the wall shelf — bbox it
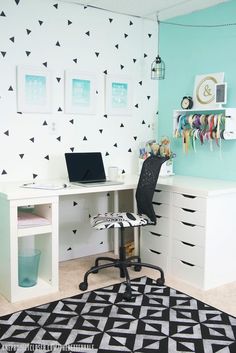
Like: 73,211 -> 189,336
173,107 -> 236,140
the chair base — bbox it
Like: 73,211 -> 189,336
79,254 -> 165,300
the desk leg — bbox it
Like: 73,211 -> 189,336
113,189 -> 139,256
133,190 -> 139,256
114,190 -> 119,256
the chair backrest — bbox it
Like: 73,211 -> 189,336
135,155 -> 168,224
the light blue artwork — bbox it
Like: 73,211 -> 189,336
111,82 -> 128,108
72,79 -> 91,107
25,74 -> 46,106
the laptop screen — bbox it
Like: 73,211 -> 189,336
65,152 -> 106,183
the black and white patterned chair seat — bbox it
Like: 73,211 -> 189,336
91,212 -> 150,230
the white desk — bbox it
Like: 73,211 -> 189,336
0,175 -> 138,302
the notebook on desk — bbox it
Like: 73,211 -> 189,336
65,152 -> 123,187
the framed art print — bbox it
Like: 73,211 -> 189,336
193,72 -> 224,108
105,75 -> 133,115
65,70 -> 97,114
17,66 -> 52,113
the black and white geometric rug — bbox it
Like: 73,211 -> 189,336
0,276 -> 236,353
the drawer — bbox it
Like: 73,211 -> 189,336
153,203 -> 170,218
141,247 -> 168,270
171,258 -> 204,288
173,220 -> 205,246
173,192 -> 206,211
153,190 -> 170,204
172,239 -> 204,267
144,216 -> 170,237
173,207 -> 206,226
141,230 -> 168,253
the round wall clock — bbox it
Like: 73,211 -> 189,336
196,76 -> 217,105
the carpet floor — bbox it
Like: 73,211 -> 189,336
0,276 -> 236,353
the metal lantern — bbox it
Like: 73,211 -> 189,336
151,55 -> 165,80
151,17 -> 165,80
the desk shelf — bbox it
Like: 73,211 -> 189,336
0,196 -> 59,302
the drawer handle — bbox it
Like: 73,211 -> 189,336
149,249 -> 161,255
181,260 -> 195,267
181,241 -> 195,247
155,189 -> 162,193
182,208 -> 196,213
150,231 -> 162,237
182,194 -> 196,199
181,221 -> 196,227
153,202 -> 162,206
156,215 -> 162,219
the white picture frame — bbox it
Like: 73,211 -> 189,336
64,70 -> 97,114
193,72 -> 224,108
17,66 -> 52,113
215,82 -> 227,106
105,75 -> 133,116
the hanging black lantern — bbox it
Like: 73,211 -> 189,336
151,55 -> 165,80
151,17 -> 165,80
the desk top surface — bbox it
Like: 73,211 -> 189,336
0,175 -> 139,200
0,174 -> 236,200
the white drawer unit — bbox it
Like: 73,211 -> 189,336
172,239 -> 204,268
148,177 -> 236,290
153,202 -> 170,218
153,189 -> 170,204
141,187 -> 171,272
144,216 -> 170,237
173,207 -> 206,226
172,192 -> 206,211
171,258 -> 204,288
141,230 -> 169,270
173,220 -> 205,246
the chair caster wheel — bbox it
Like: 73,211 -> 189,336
156,277 -> 165,286
123,291 -> 132,301
134,265 -> 142,272
79,282 -> 88,291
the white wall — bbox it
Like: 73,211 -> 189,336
0,0 -> 158,260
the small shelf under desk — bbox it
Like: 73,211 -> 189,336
0,196 -> 59,302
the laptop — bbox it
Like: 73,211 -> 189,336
65,152 -> 123,187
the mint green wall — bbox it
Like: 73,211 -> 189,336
158,0 -> 236,181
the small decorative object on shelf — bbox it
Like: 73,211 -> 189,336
181,96 -> 193,110
138,137 -> 175,176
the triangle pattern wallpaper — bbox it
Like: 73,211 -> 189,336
0,0 -> 158,260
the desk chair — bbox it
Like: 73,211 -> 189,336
79,155 -> 168,300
